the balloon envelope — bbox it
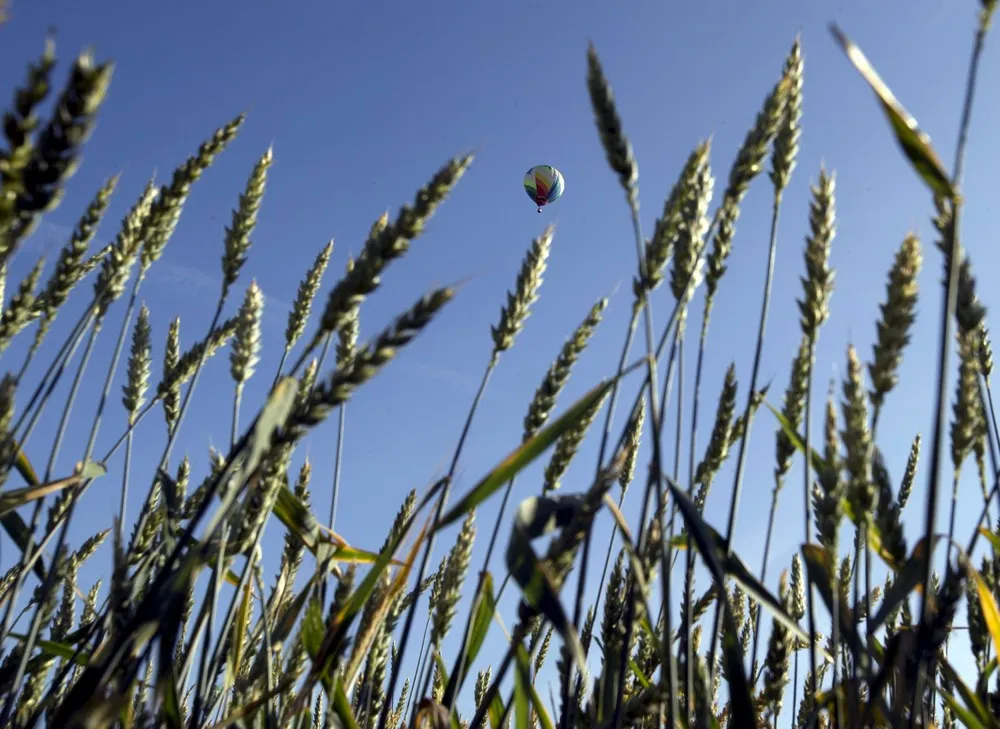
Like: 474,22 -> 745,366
524,165 -> 565,211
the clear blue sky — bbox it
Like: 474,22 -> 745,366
2,0 -> 999,717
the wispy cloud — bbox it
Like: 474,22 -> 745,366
148,260 -> 477,392
20,219 -> 72,259
149,259 -> 293,323
394,360 -> 480,393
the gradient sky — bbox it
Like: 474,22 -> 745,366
2,0 -> 999,718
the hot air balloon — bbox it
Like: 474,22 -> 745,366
524,165 -> 565,213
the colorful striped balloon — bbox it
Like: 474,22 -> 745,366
523,164 -> 565,213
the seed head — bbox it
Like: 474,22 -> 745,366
491,226 -> 552,355
523,296 -> 606,440
221,147 -> 272,294
868,234 -> 922,413
141,114 -> 246,273
586,43 -> 638,206
230,280 -> 264,385
798,168 -> 836,339
841,345 -> 874,522
770,37 -> 803,193
285,240 -> 333,351
122,303 -> 152,421
619,396 -> 646,495
641,141 -> 708,295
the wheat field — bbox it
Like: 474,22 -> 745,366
0,3 -> 999,729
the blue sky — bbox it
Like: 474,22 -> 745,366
2,0 -> 999,718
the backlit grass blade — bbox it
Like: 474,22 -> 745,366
442,571 -> 496,707
969,562 -> 1000,663
516,643 -> 554,729
938,657 -> 999,729
437,361 -> 644,530
0,462 -> 106,517
869,536 -> 939,631
830,24 -> 954,198
332,677 -> 362,729
661,478 -> 756,728
665,479 -> 818,658
506,493 -> 587,673
801,543 -> 865,662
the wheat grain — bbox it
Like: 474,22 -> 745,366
0,256 -> 44,351
641,142 -> 708,295
140,114 -> 246,274
619,396 -> 645,495
798,168 -> 836,340
122,303 -> 152,422
586,43 -> 638,206
705,76 -> 788,300
542,389 -> 609,492
868,234 -> 922,416
770,36 -> 803,194
37,174 -> 118,321
775,336 -> 811,482
222,148 -> 272,293
230,280 -> 264,385
491,226 -> 552,355
524,296 -> 606,440
318,156 -> 471,339
286,240 -> 334,352
2,50 -> 114,262
841,345 -> 874,523
162,317 -> 181,430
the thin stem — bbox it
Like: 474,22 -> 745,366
0,309 -> 95,646
592,488 -> 630,633
81,280 -> 145,467
329,403 -> 347,532
271,347 -> 291,391
707,197 -> 783,687
404,615 -> 431,721
232,383 -> 244,449
674,327 -> 690,716
802,342 -> 820,700
206,535 -> 269,722
749,488 -> 781,684
0,321 -> 101,725
447,471 -> 517,714
118,425 -> 135,542
383,358 -> 495,729
163,296 -> 226,468
466,622 -> 528,729
612,205 -> 673,729
682,299 -> 712,717
253,567 -> 277,728
563,305 -> 639,724
911,190 -> 963,729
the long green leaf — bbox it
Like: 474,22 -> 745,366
665,479 -> 821,659
443,571 -> 496,708
868,536 -> 939,632
516,643 -> 554,729
332,678 -> 362,729
664,479 -> 756,728
939,657 -> 999,729
0,513 -> 46,581
764,400 -> 828,474
437,371 -> 631,530
800,543 -> 866,665
0,463 -> 106,517
829,24 -> 954,198
506,494 -> 587,675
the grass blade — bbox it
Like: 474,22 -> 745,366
829,24 -> 953,198
437,363 -> 644,530
507,494 -> 588,674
